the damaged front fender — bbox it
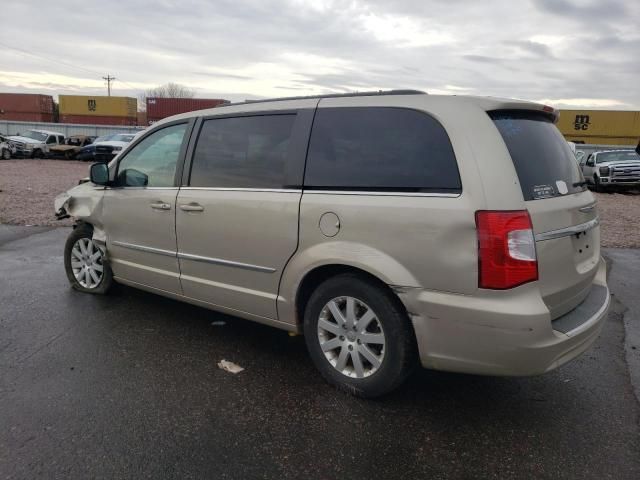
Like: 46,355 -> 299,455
54,182 -> 107,243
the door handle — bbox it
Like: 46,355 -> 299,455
150,202 -> 171,210
180,203 -> 204,212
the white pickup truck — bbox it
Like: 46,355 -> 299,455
582,149 -> 640,191
7,129 -> 65,158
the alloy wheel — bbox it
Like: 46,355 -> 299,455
317,296 -> 386,378
71,238 -> 104,289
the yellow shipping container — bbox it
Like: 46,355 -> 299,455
557,109 -> 640,145
58,95 -> 137,117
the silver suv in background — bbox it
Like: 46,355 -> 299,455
582,150 -> 640,191
55,91 -> 609,397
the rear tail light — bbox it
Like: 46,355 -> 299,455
475,210 -> 538,289
599,166 -> 610,176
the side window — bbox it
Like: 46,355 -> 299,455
58,135 -> 65,144
46,135 -> 56,144
189,115 -> 295,189
116,123 -> 187,187
304,107 -> 461,192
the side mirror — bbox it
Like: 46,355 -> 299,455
90,163 -> 110,185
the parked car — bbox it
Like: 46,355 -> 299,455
49,135 -> 96,160
7,129 -> 65,158
582,150 -> 640,191
93,133 -> 136,163
55,91 -> 609,397
75,134 -> 113,162
0,134 -> 15,159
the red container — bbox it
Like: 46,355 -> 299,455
146,97 -> 228,124
60,114 -> 137,126
0,111 -> 54,122
0,93 -> 54,114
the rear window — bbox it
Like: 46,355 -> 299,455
304,107 -> 461,193
490,111 -> 586,200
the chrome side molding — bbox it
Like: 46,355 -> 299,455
112,241 -> 176,257
177,252 -> 276,273
535,217 -> 600,242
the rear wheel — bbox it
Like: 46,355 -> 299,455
64,224 -> 113,295
303,273 -> 416,398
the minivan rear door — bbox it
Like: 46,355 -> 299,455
175,108 -> 314,320
491,111 -> 600,319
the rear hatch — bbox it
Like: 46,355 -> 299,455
490,111 -> 600,319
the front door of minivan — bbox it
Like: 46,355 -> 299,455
102,122 -> 191,294
175,110 -> 312,319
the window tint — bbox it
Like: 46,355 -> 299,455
46,136 -> 56,144
116,123 -> 187,187
304,107 -> 461,192
490,111 -> 585,200
190,115 -> 295,188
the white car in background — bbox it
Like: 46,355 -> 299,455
1,134 -> 15,159
582,150 -> 640,191
7,129 -> 65,158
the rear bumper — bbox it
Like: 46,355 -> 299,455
398,257 -> 609,376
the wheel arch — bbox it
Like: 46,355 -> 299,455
292,263 -> 411,328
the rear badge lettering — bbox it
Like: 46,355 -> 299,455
556,180 -> 568,195
532,184 -> 555,199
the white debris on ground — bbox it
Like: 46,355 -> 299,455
210,321 -> 226,326
217,359 -> 244,374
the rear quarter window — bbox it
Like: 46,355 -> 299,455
490,111 -> 585,200
304,107 -> 461,193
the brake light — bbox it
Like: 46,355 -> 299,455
475,210 -> 538,289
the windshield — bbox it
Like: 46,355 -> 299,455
490,111 -> 586,200
94,135 -> 114,143
111,134 -> 135,142
21,130 -> 48,142
596,151 -> 639,164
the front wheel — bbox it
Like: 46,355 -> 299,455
31,149 -> 44,159
594,175 -> 604,193
64,224 -> 113,294
1,148 -> 10,160
303,273 -> 417,398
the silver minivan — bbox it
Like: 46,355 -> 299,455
55,90 -> 609,397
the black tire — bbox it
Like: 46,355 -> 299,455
32,149 -> 44,159
303,273 -> 417,398
1,148 -> 10,160
64,224 -> 113,295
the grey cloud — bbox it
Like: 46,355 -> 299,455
1,0 -> 639,108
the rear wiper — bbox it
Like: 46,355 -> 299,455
573,180 -> 588,187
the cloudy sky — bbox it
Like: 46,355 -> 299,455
1,0 -> 639,108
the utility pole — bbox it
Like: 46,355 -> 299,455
103,75 -> 116,96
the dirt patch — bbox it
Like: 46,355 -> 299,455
1,159 -> 639,247
0,160 -> 89,226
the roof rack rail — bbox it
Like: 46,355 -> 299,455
225,89 -> 427,107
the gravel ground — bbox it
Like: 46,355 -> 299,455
0,160 -> 89,226
1,159 -> 639,246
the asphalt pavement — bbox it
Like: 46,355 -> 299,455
1,226 -> 639,479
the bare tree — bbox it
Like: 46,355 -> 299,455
138,82 -> 196,111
